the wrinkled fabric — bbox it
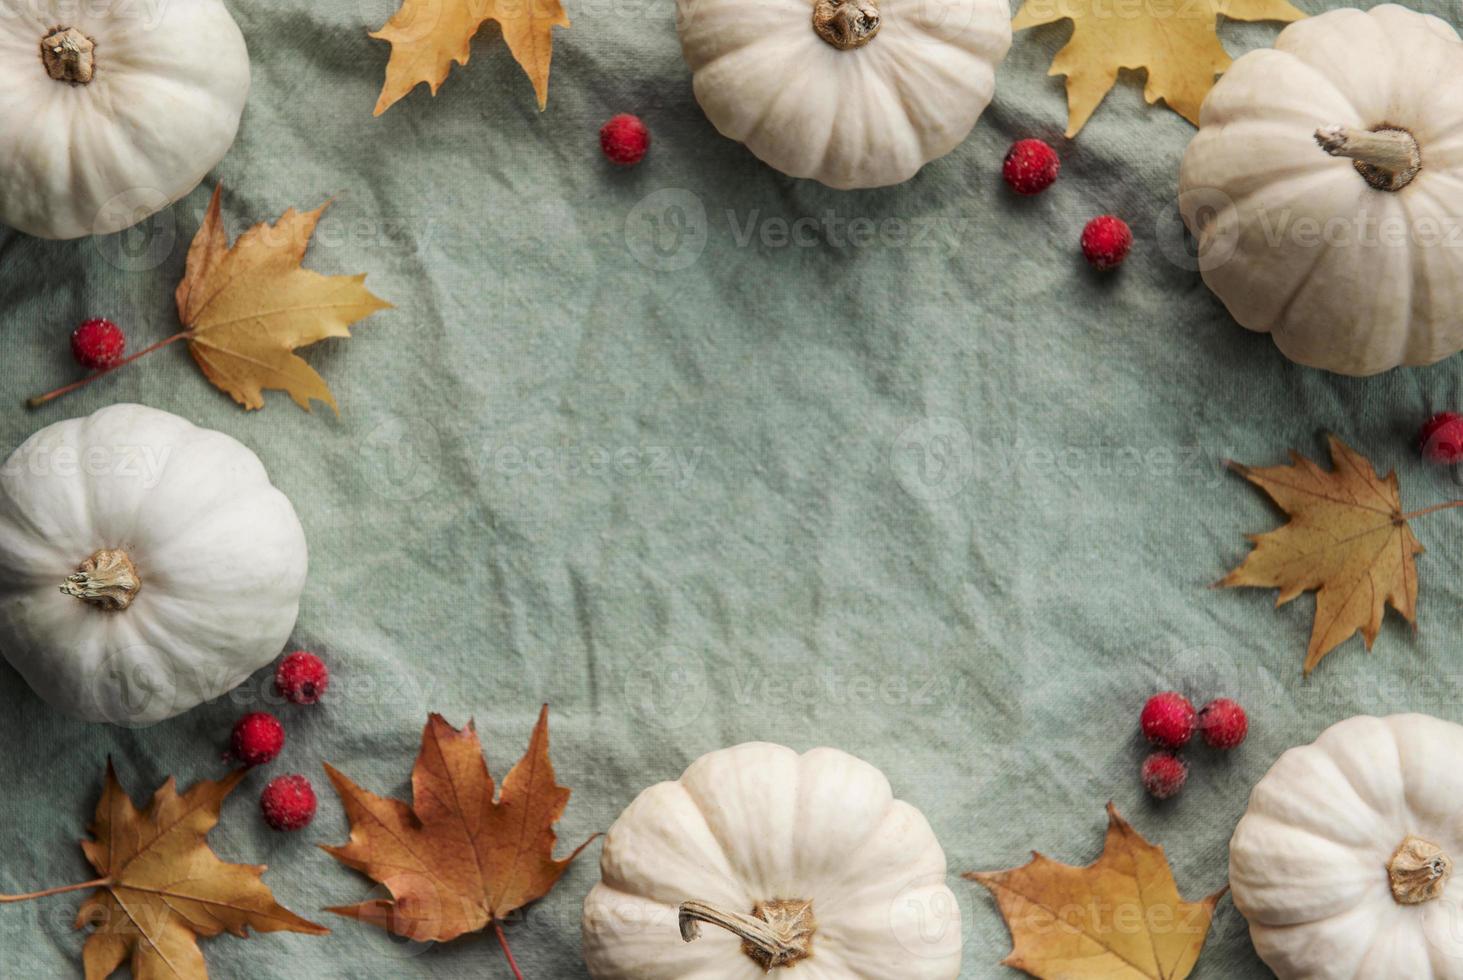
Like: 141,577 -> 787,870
1,0 -> 1460,976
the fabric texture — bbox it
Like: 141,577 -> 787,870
2,0 -> 1461,976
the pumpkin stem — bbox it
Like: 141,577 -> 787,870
1315,125 -> 1421,192
680,899 -> 816,969
1389,836 -> 1451,905
812,0 -> 880,49
41,27 -> 95,85
61,549 -> 141,611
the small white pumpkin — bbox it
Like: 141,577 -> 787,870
676,0 -> 1011,188
0,0 -> 250,240
1230,714 -> 1463,979
0,404 -> 307,725
582,742 -> 963,978
1178,5 -> 1463,376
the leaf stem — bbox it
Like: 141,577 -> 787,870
1398,500 -> 1463,522
492,919 -> 525,980
26,332 -> 189,409
0,878 -> 111,903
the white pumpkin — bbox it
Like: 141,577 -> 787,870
1178,5 -> 1463,376
582,742 -> 963,978
675,0 -> 1011,188
1230,714 -> 1463,979
0,0 -> 250,240
0,404 -> 307,725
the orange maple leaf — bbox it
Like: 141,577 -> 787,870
322,707 -> 595,965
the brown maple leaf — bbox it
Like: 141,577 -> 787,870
967,803 -> 1226,980
322,707 -> 595,966
1221,435 -> 1463,674
27,185 -> 391,413
370,0 -> 569,115
0,762 -> 326,980
1013,0 -> 1305,136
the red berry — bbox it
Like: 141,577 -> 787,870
1002,139 -> 1060,195
275,650 -> 330,705
260,774 -> 317,831
1198,698 -> 1248,750
1141,752 -> 1188,800
230,712 -> 285,767
600,114 -> 650,166
70,318 -> 125,370
1140,692 -> 1196,748
1419,412 -> 1463,465
1081,215 -> 1133,271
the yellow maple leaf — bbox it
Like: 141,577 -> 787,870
1013,0 -> 1305,137
1219,435 -> 1461,675
370,0 -> 570,114
1,762 -> 326,980
175,185 -> 393,412
968,804 -> 1226,980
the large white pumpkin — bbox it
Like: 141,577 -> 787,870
676,0 -> 1011,188
0,0 -> 250,240
1230,714 -> 1463,979
1178,5 -> 1463,376
0,405 -> 307,725
582,742 -> 962,978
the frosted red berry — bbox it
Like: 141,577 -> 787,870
1081,215 -> 1133,271
231,712 -> 285,767
1002,139 -> 1060,195
1141,752 -> 1188,800
600,114 -> 650,166
275,650 -> 329,705
1419,412 -> 1463,465
1198,698 -> 1248,750
1140,692 -> 1196,748
71,318 -> 125,370
260,774 -> 317,831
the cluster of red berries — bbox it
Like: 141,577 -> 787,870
1138,692 -> 1247,800
228,651 -> 331,832
1002,139 -> 1133,271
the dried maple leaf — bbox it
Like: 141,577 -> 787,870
322,707 -> 594,971
0,762 -> 326,980
1220,435 -> 1463,675
1013,0 -> 1305,136
370,0 -> 569,115
176,185 -> 393,412
967,803 -> 1225,980
26,185 -> 391,412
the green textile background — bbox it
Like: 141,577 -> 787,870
3,0 -> 1462,976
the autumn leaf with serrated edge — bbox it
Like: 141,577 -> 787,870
0,761 -> 326,980
1222,435 -> 1463,674
322,706 -> 596,977
27,184 -> 391,413
370,0 -> 569,114
967,804 -> 1226,980
1014,0 -> 1305,137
